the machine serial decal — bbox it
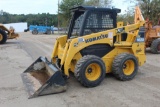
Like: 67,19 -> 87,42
85,34 -> 108,43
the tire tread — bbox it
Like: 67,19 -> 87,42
74,55 -> 106,87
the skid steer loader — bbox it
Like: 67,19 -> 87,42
0,24 -> 19,44
21,6 -> 146,98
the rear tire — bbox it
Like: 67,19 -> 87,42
74,55 -> 106,87
32,29 -> 38,35
0,29 -> 7,44
112,53 -> 138,81
150,39 -> 160,54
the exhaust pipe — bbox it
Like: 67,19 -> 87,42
21,57 -> 67,99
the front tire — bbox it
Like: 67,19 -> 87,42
32,29 -> 38,35
150,39 -> 160,54
74,55 -> 106,87
0,29 -> 7,44
46,30 -> 51,35
112,53 -> 138,81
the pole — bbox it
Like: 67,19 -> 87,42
58,0 -> 60,34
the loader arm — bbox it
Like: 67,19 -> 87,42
134,6 -> 144,23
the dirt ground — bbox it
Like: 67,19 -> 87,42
0,32 -> 160,107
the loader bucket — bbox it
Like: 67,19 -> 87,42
21,57 -> 67,99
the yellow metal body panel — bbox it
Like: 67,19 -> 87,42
51,22 -> 146,76
117,22 -> 124,27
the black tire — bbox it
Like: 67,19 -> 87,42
74,55 -> 106,87
0,29 -> 7,44
46,30 -> 51,35
112,53 -> 138,81
150,39 -> 160,54
32,29 -> 38,35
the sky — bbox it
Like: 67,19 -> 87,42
0,0 -> 133,14
0,0 -> 58,14
112,0 -> 134,14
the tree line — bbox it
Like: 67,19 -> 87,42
0,12 -> 58,27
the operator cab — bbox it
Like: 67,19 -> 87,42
68,6 -> 121,39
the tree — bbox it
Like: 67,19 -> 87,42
59,0 -> 84,27
59,0 -> 112,27
0,12 -> 58,27
117,7 -> 134,25
127,0 -> 160,25
84,0 -> 112,7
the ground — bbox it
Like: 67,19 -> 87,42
0,32 -> 160,107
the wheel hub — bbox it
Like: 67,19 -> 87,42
87,68 -> 92,74
123,64 -> 127,69
123,60 -> 135,76
85,63 -> 101,81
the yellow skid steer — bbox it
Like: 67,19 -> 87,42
21,6 -> 146,98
